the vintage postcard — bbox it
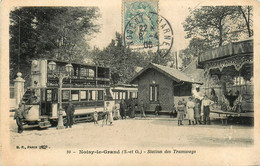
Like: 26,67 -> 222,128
1,0 -> 260,165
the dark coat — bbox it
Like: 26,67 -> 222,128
14,107 -> 24,119
66,104 -> 75,115
155,105 -> 162,112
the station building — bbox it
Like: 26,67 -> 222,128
129,63 -> 201,112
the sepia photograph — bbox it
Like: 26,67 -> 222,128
1,0 -> 260,165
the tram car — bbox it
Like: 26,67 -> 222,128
21,59 -> 112,128
110,84 -> 138,119
110,84 -> 138,103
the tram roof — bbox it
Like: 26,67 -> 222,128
44,59 -> 110,69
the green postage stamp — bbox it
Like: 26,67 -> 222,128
123,0 -> 159,47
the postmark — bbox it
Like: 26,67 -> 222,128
123,12 -> 174,58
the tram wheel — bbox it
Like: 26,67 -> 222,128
50,120 -> 58,127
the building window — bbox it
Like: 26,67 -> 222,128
150,85 -> 159,101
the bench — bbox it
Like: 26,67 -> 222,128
215,117 -> 228,125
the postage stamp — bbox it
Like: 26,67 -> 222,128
123,0 -> 173,57
123,0 -> 159,46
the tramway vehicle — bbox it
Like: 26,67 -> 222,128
110,84 -> 138,103
21,59 -> 112,128
110,84 -> 138,119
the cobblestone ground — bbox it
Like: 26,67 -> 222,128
9,115 -> 253,149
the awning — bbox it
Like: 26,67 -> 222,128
199,38 -> 253,64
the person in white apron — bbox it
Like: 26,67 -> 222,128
186,97 -> 195,125
106,102 -> 113,125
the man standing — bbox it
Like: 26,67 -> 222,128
65,101 -> 75,128
193,85 -> 203,123
139,100 -> 146,118
154,102 -> 162,116
201,95 -> 214,125
14,103 -> 24,133
122,100 -> 127,119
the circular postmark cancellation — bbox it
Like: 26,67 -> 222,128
124,12 -> 174,58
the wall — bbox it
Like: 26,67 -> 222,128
132,68 -> 174,111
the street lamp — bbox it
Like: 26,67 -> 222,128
48,61 -> 73,129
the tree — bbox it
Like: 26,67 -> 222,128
182,6 -> 253,68
91,32 -> 176,84
180,38 -> 212,68
238,6 -> 253,37
183,6 -> 245,47
9,7 -> 100,83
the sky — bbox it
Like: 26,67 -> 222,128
89,0 -> 200,51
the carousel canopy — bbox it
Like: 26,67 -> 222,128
199,38 -> 253,65
198,38 -> 253,74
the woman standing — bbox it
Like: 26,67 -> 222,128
102,102 -> 113,126
107,102 -> 114,125
186,97 -> 195,125
177,100 -> 185,126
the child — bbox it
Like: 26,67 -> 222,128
170,104 -> 176,118
93,111 -> 98,125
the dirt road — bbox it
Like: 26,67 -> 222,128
9,117 -> 253,149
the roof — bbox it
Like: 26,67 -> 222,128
129,63 -> 201,84
111,83 -> 138,88
182,57 -> 205,83
199,38 -> 253,64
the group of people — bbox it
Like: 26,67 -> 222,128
176,95 -> 214,126
14,87 -> 215,133
93,101 -> 114,127
119,99 -> 143,119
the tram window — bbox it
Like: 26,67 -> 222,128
71,90 -> 79,101
122,92 -> 126,99
41,89 -> 45,102
98,90 -> 103,100
89,69 -> 95,77
93,91 -> 96,100
89,90 -> 96,100
132,92 -> 137,99
47,90 -> 52,101
62,90 -> 70,101
80,68 -> 87,78
80,90 -> 88,101
114,92 -> 119,100
52,89 -> 58,102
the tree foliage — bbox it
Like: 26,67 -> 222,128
9,7 -> 100,83
90,32 -> 175,84
181,6 -> 253,67
183,6 -> 253,48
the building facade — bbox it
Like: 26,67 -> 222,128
130,63 -> 200,112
